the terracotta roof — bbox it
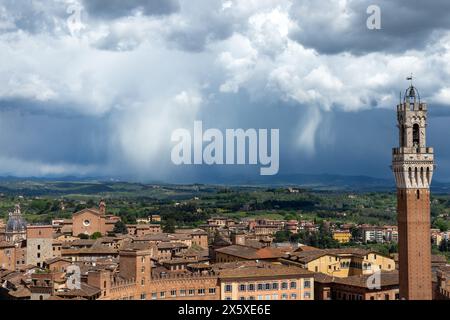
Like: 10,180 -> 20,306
157,242 -> 188,250
215,245 -> 284,260
160,258 -> 200,265
8,286 -> 31,298
136,233 -> 190,241
333,271 -> 399,288
62,246 -> 118,256
0,241 -> 15,248
72,208 -> 102,217
175,228 -> 208,235
60,225 -> 72,234
56,283 -> 101,298
121,242 -> 155,251
214,261 -> 314,279
68,239 -> 97,247
44,257 -> 72,265
313,272 -> 334,284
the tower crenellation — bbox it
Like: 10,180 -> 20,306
392,84 -> 434,190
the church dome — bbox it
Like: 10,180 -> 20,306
6,215 -> 27,232
5,204 -> 27,233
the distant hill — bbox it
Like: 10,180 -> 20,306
169,173 -> 450,193
0,174 -> 448,194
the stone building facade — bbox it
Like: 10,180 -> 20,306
26,226 -> 54,268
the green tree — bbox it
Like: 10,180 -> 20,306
433,218 -> 449,232
274,230 -> 290,243
78,233 -> 89,239
90,232 -> 102,240
113,221 -> 128,235
162,219 -> 176,233
350,226 -> 362,242
439,239 -> 449,252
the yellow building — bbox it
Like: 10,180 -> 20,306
332,230 -> 352,243
281,248 -> 395,278
214,261 -> 315,300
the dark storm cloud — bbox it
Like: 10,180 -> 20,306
289,0 -> 450,55
81,0 -> 179,19
0,108 -> 109,165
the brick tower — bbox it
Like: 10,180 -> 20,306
392,79 -> 434,300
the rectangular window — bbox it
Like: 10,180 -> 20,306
281,294 -> 288,300
304,292 -> 311,299
151,292 -> 157,300
248,283 -> 255,291
180,290 -> 186,296
291,293 -> 297,300
225,284 -> 232,293
265,283 -> 271,290
281,282 -> 288,289
304,280 -> 311,288
290,281 -> 297,289
209,288 -> 216,294
239,297 -> 245,300
140,293 -> 146,300
257,283 -> 263,291
239,284 -> 246,292
198,289 -> 205,295
170,290 -> 176,297
160,292 -> 165,299
272,294 -> 279,300
188,289 -> 195,296
272,282 -> 278,290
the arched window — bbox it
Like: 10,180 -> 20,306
416,190 -> 420,200
400,125 -> 406,146
413,124 -> 420,147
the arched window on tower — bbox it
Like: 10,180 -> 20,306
413,124 -> 420,147
400,125 -> 405,147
